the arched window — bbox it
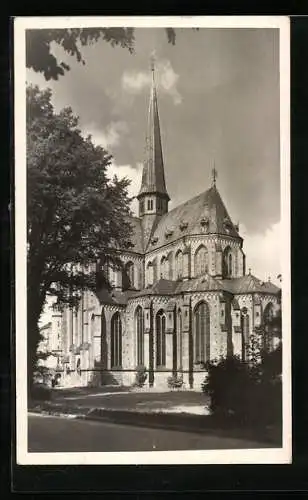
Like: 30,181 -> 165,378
156,310 -> 166,367
194,301 -> 210,363
160,256 -> 166,279
228,254 -> 232,276
177,309 -> 183,370
167,252 -> 173,280
223,246 -> 232,278
146,261 -> 153,286
111,312 -> 122,368
135,306 -> 144,366
123,261 -> 134,290
263,303 -> 274,351
99,309 -> 108,383
175,250 -> 183,279
152,258 -> 158,283
194,245 -> 209,276
241,309 -> 250,361
137,266 -> 143,290
160,256 -> 169,280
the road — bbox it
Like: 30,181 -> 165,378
28,414 -> 270,452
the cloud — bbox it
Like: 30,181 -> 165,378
122,58 -> 182,105
107,162 -> 143,216
84,121 -> 128,149
241,222 -> 281,285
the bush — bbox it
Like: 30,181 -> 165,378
133,365 -> 147,387
30,383 -> 52,401
167,374 -> 184,389
202,347 -> 282,425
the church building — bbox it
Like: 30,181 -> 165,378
55,62 -> 281,390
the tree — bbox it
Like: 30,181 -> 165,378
26,27 -> 197,80
27,84 -> 133,392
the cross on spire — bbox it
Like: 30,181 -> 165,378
211,163 -> 218,187
150,50 -> 156,74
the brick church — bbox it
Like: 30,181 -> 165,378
50,62 -> 281,390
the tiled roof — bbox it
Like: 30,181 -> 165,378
126,273 -> 280,301
126,216 -> 144,254
96,288 -> 138,306
221,274 -> 280,295
176,274 -> 223,293
147,186 -> 240,251
133,279 -> 178,298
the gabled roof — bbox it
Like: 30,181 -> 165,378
176,274 -> 224,293
133,279 -> 178,298
125,273 -> 280,302
146,186 -> 241,251
126,216 -> 144,254
221,274 -> 280,295
96,288 -> 138,306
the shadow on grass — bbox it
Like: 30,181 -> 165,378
85,408 -> 282,447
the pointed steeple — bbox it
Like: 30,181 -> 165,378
137,56 -> 170,202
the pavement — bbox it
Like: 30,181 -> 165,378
28,387 -> 281,447
28,413 -> 274,453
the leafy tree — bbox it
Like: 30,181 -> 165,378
26,27 -> 197,80
27,84 -> 132,392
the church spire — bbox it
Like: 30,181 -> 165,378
137,55 -> 170,203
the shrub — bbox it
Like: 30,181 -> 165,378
134,365 -> 147,387
167,374 -> 184,389
202,346 -> 282,425
30,383 -> 52,401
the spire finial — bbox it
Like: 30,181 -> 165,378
150,50 -> 156,75
211,161 -> 217,187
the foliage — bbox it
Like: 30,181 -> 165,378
27,84 -> 133,390
26,28 -> 135,80
202,343 -> 282,425
30,383 -> 52,401
133,365 -> 148,387
26,27 -> 199,80
167,373 -> 184,389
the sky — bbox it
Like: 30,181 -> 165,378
27,27 -> 281,286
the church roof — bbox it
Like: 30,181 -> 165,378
129,274 -> 280,301
177,274 -> 223,293
96,288 -> 138,306
221,274 -> 280,295
137,62 -> 169,200
146,185 -> 241,251
126,216 -> 144,254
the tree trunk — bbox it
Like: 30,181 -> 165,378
27,286 -> 46,399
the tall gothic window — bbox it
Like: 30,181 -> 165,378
194,245 -> 209,276
160,256 -> 169,279
223,246 -> 233,278
135,306 -> 144,366
167,252 -> 173,280
156,310 -> 166,367
194,301 -> 210,363
111,312 -> 122,368
263,302 -> 274,351
241,309 -> 250,361
175,250 -> 183,279
152,258 -> 158,283
124,261 -> 134,289
177,309 -> 183,370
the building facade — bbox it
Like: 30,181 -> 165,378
52,63 -> 281,390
